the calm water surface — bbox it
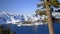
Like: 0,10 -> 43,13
2,23 -> 60,34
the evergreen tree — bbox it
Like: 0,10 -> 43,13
36,0 -> 60,34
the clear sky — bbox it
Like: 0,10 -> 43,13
0,0 -> 60,16
0,0 -> 40,16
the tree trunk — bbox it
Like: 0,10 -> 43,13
44,0 -> 54,34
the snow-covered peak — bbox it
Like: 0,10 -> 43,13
0,11 -> 60,26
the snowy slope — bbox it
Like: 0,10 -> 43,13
52,12 -> 60,19
0,11 -> 60,26
0,17 -> 6,24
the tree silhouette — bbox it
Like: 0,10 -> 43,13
0,26 -> 4,34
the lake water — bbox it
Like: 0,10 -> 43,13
2,23 -> 60,34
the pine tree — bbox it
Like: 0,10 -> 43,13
36,0 -> 60,34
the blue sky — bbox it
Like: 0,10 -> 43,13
0,0 -> 40,16
0,0 -> 60,16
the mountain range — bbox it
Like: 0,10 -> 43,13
0,11 -> 60,26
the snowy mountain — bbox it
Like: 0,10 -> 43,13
0,12 -> 45,25
0,12 -> 31,24
0,11 -> 60,26
0,12 -> 11,24
52,12 -> 60,19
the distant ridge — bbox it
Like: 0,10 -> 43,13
0,11 -> 60,26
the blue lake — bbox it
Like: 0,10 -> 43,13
2,23 -> 60,34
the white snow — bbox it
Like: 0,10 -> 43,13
52,12 -> 60,19
0,11 -> 60,26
